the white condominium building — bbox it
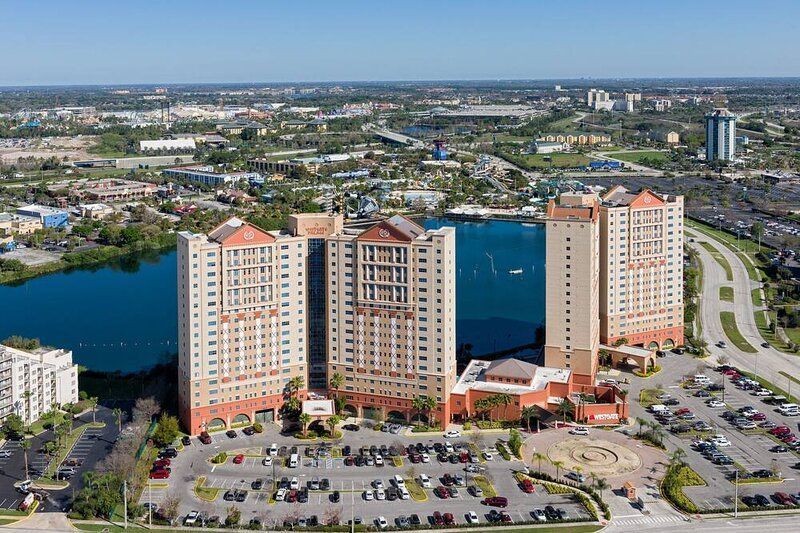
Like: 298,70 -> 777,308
0,344 -> 79,424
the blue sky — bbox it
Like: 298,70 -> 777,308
2,0 -> 798,85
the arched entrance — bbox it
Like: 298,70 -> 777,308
386,410 -> 407,424
342,404 -> 358,418
410,412 -> 429,424
647,341 -> 659,350
362,406 -> 382,422
308,419 -> 325,434
232,413 -> 251,426
207,418 -> 226,430
662,338 -> 675,349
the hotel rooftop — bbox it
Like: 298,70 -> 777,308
452,358 -> 571,396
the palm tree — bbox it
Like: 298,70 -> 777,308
495,394 -> 513,421
326,415 -> 341,438
20,440 -> 31,480
112,407 -> 123,433
595,477 -> 610,499
412,396 -> 428,426
22,390 -> 32,432
531,451 -> 548,473
285,396 -> 300,415
288,376 -> 304,395
650,425 -> 666,447
299,413 -> 311,437
473,398 -> 487,422
669,448 -> 687,466
555,401 -> 574,424
635,417 -> 649,437
329,373 -> 344,400
423,396 -> 438,427
89,397 -> 98,424
551,460 -> 565,480
521,406 -> 538,432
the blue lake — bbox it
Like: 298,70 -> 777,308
0,218 -> 545,372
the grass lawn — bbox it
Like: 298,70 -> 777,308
751,289 -> 764,307
472,475 -> 497,497
500,528 -> 601,533
719,286 -> 734,302
28,411 -> 68,436
699,241 -> 733,281
518,152 -> 591,169
610,150 -> 670,165
193,476 -> 220,502
639,388 -> 663,408
404,479 -> 427,502
0,518 -> 18,525
719,311 -> 757,353
782,324 -> 800,347
546,113 -> 581,130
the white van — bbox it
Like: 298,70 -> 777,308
778,403 -> 799,416
288,453 -> 299,468
393,475 -> 405,488
650,404 -> 669,414
694,374 -> 711,384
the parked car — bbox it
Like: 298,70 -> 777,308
482,496 -> 508,508
225,430 -> 237,439
233,454 -> 245,464
199,432 -> 212,444
569,426 -> 589,436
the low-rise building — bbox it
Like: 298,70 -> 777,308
538,133 -> 611,146
162,165 -> 261,187
83,179 -> 157,202
139,138 -> 197,152
0,344 -> 79,424
530,141 -> 567,154
0,212 -> 42,236
77,203 -> 114,219
16,204 -> 69,228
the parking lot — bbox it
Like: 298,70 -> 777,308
146,427 -> 592,529
0,406 -> 120,513
633,355 -> 800,511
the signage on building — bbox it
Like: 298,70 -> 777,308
588,413 -> 619,421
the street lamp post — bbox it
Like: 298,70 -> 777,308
734,470 -> 739,518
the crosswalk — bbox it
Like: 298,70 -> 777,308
612,514 -> 688,527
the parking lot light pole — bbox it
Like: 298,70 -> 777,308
148,483 -> 152,527
123,480 -> 128,529
733,470 -> 739,518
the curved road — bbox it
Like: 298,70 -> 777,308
688,229 -> 800,384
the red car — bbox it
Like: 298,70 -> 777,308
149,469 -> 170,479
233,454 -> 245,464
286,490 -> 298,503
153,458 -> 171,468
442,474 -> 454,486
771,426 -> 791,436
500,511 -> 512,523
780,434 -> 797,443
435,486 -> 450,499
750,413 -> 767,421
675,408 -> 691,415
199,432 -> 212,445
520,479 -> 535,493
482,496 -> 508,508
773,492 -> 797,505
443,513 -> 455,525
409,454 -> 420,463
432,512 -> 444,526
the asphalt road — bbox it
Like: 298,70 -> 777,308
689,230 -> 800,382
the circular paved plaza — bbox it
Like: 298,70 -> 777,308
546,437 -> 642,477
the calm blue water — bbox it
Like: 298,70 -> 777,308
0,219 -> 545,372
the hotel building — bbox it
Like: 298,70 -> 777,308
705,108 -> 737,161
0,344 -> 78,425
326,215 -> 457,426
178,216 -> 322,434
599,186 -> 684,350
542,193 -> 601,385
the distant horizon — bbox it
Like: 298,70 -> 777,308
3,76 -> 800,91
3,0 -> 798,86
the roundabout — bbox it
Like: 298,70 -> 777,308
547,437 -> 642,477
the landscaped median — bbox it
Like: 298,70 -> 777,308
403,479 -> 427,501
43,421 -> 106,479
660,463 -> 706,513
515,471 -> 610,521
719,286 -> 734,302
699,241 -> 733,281
472,475 -> 497,497
719,311 -> 757,353
193,476 -> 220,502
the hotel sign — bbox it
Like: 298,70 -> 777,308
588,413 -> 619,421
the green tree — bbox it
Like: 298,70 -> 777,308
2,414 -> 24,438
555,401 -> 574,424
112,407 -> 123,433
551,459 -> 565,480
152,414 -> 180,448
329,372 -> 344,399
326,414 -> 341,437
20,440 -> 31,480
299,413 -> 312,437
531,451 -> 548,473
521,405 -> 538,432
